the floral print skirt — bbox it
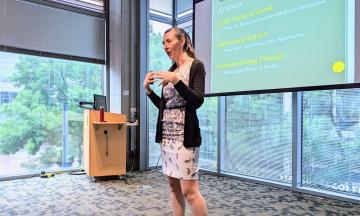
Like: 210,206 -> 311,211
161,110 -> 199,180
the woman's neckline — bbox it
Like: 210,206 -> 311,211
175,58 -> 194,70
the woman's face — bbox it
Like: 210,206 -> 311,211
163,29 -> 184,61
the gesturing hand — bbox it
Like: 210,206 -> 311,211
153,71 -> 180,87
143,72 -> 155,93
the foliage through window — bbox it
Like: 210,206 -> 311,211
223,93 -> 292,183
302,89 -> 360,196
0,51 -> 104,177
148,21 -> 172,166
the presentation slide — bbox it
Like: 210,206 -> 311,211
204,0 -> 356,94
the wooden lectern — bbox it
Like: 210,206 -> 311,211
83,110 -> 127,180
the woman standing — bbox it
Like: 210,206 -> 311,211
143,27 -> 208,216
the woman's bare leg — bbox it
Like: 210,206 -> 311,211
180,179 -> 208,216
168,176 -> 185,216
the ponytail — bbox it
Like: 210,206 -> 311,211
183,32 -> 195,58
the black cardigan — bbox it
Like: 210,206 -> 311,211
147,59 -> 205,148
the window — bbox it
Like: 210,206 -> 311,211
176,0 -> 193,20
0,51 -> 104,177
148,20 -> 172,166
147,0 -> 194,167
150,0 -> 173,19
223,93 -> 292,183
198,97 -> 218,171
0,92 -> 17,105
50,0 -> 104,12
302,89 -> 360,196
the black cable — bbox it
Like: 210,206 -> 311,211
128,151 -> 136,173
104,130 -> 108,156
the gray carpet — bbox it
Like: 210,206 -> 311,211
1,170 -> 360,216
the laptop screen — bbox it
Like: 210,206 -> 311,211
93,94 -> 107,112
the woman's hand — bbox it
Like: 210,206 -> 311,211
143,72 -> 155,94
153,71 -> 180,86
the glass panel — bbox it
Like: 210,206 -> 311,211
0,51 -> 104,177
176,0 -> 192,14
148,20 -> 172,166
150,0 -> 173,16
177,9 -> 193,21
50,0 -> 103,12
198,97 -> 218,171
176,0 -> 192,20
302,89 -> 360,196
223,93 -> 292,183
77,0 -> 102,5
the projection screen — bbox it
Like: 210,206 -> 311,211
194,0 -> 359,95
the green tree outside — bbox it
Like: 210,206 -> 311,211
0,55 -> 103,169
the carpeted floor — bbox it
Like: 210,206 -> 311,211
1,170 -> 360,216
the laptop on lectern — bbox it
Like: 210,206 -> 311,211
93,94 -> 107,112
